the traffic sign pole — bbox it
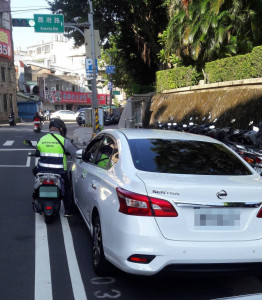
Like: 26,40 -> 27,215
87,0 -> 99,136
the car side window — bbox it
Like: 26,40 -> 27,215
82,137 -> 103,163
95,136 -> 118,169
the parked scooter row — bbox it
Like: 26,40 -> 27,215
154,118 -> 262,175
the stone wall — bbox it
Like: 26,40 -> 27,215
149,78 -> 262,130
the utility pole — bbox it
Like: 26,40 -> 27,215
87,0 -> 99,136
103,50 -> 112,113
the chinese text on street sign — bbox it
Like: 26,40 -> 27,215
34,14 -> 64,33
106,65 -> 115,74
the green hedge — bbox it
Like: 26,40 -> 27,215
156,66 -> 200,92
205,46 -> 262,83
132,84 -> 156,94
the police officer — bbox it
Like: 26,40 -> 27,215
33,118 -> 78,217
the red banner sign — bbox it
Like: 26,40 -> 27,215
0,28 -> 12,60
45,91 -> 107,105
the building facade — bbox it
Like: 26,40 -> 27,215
14,33 -> 125,119
0,0 -> 17,121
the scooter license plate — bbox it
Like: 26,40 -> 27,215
39,186 -> 58,198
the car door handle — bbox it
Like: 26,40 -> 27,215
92,183 -> 97,190
81,174 -> 86,179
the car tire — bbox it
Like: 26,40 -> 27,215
92,216 -> 111,276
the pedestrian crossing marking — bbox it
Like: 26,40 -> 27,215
2,140 -> 37,147
3,140 -> 14,146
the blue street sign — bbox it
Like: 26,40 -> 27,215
108,81 -> 113,90
85,58 -> 98,74
106,65 -> 115,74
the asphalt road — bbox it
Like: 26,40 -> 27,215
1,122 -> 262,300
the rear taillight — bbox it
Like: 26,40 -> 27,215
257,208 -> 262,218
116,187 -> 178,217
256,157 -> 262,164
41,179 -> 55,185
243,156 -> 255,164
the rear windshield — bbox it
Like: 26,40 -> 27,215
128,139 -> 252,175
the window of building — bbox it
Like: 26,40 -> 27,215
1,67 -> 5,82
3,94 -> 7,112
37,47 -> 41,54
45,45 -> 50,53
6,67 -> 11,82
0,94 -> 2,113
0,13 -> 3,27
72,85 -> 75,92
9,94 -> 13,112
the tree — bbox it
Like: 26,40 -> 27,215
48,0 -> 168,89
160,0 -> 262,70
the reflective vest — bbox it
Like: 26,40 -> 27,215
37,133 -> 67,171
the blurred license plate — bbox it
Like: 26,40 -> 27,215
194,208 -> 240,230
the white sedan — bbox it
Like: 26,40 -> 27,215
71,128 -> 262,276
50,110 -> 77,121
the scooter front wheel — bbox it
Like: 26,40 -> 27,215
44,215 -> 53,224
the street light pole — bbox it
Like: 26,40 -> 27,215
87,0 -> 99,135
103,50 -> 112,113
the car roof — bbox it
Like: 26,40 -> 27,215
79,108 -> 91,111
104,128 -> 220,143
56,110 -> 74,112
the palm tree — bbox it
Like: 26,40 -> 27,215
160,0 -> 262,70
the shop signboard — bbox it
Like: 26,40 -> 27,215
0,28 -> 12,60
46,91 -> 107,105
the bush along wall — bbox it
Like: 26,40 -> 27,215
156,66 -> 200,93
205,46 -> 262,83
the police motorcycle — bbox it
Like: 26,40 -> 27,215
23,139 -> 64,224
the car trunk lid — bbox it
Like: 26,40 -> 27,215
136,171 -> 262,242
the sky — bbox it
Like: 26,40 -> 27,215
11,0 -> 54,50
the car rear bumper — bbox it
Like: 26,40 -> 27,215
103,216 -> 262,276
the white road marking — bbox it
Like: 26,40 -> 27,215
3,140 -> 14,146
34,156 -> 52,300
26,155 -> 31,167
35,213 -> 53,300
0,165 -> 30,167
60,204 -> 88,300
0,149 -> 32,151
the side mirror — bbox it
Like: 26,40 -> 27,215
76,149 -> 83,160
23,139 -> 33,148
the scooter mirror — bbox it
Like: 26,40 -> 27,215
23,139 -> 33,147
